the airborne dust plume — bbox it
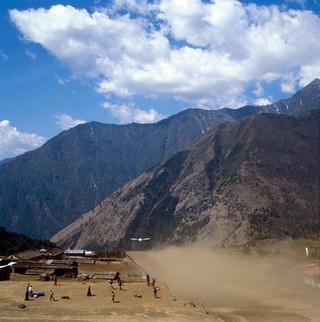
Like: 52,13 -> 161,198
144,246 -> 318,311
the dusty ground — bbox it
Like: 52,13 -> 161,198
129,249 -> 320,322
0,256 -> 213,322
1,249 -> 319,322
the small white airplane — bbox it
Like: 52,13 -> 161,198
131,237 -> 150,242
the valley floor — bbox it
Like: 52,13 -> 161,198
0,248 -> 319,322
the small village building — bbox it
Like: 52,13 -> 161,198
64,249 -> 85,257
6,249 -> 46,261
6,247 -> 64,262
304,266 -> 320,288
11,259 -> 78,278
45,247 -> 64,260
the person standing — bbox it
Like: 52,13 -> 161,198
118,279 -> 123,291
108,279 -> 114,290
25,283 -> 30,301
87,286 -> 92,296
111,291 -> 115,303
146,274 -> 150,286
153,286 -> 158,298
50,290 -> 55,301
24,288 -> 29,301
28,284 -> 33,297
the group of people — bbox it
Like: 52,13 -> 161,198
92,272 -> 160,302
108,274 -> 124,303
86,282 -> 117,302
85,274 -> 123,303
25,283 -> 47,301
24,272 -> 160,302
146,274 -> 159,298
108,276 -> 124,291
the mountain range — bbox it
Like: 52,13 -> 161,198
0,79 -> 319,240
52,110 -> 320,249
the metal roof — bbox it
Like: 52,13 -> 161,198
8,250 -> 44,260
13,259 -> 78,270
47,247 -> 64,256
64,249 -> 85,255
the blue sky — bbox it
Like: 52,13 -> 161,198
1,0 -> 319,160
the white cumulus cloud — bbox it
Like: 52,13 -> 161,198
0,120 -> 47,160
298,60 -> 320,87
55,113 -> 86,130
254,97 -> 272,106
102,102 -> 166,123
9,1 -> 320,115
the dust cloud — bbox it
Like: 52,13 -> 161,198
144,247 -> 319,312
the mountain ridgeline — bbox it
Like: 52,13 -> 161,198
52,110 -> 320,250
0,79 -> 319,240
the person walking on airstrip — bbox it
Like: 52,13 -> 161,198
153,286 -> 159,298
108,279 -> 114,290
111,291 -> 115,303
118,279 -> 124,291
50,290 -> 55,301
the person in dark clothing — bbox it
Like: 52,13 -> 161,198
146,274 -> 150,286
153,286 -> 158,298
87,286 -> 92,296
50,290 -> 55,301
108,279 -> 114,290
118,279 -> 123,291
111,291 -> 115,303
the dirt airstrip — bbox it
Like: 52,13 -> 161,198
129,248 -> 320,322
1,248 -> 319,322
0,255 -> 213,322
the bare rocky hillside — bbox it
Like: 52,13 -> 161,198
1,79 -> 319,239
52,110 -> 320,249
